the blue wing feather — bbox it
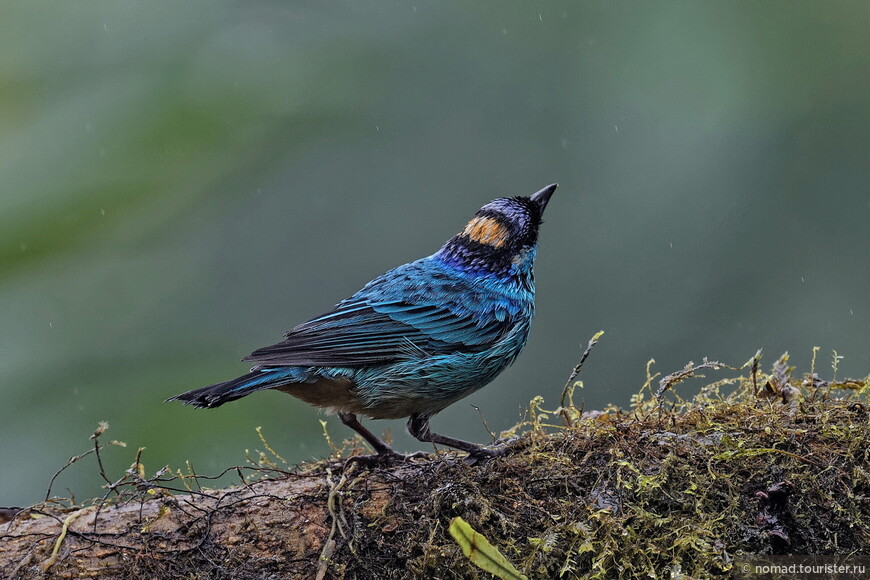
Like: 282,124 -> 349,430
243,258 -> 523,367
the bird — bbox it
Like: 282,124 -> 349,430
168,183 -> 557,463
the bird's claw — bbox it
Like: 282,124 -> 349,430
463,437 -> 522,465
343,436 -> 524,469
344,450 -> 428,470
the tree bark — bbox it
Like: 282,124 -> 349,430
2,370 -> 868,579
0,468 -> 340,579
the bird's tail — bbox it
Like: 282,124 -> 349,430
166,369 -> 294,409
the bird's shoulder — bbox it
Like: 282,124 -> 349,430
353,256 -> 532,315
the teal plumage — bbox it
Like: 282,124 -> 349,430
169,184 -> 557,462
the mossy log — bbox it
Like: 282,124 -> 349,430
1,358 -> 868,578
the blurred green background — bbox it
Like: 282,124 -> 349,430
2,1 -> 868,506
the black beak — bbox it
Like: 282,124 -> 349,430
530,183 -> 557,213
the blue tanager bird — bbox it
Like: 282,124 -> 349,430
168,183 -> 557,463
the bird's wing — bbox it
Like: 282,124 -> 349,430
242,265 -> 521,368
242,298 -> 512,367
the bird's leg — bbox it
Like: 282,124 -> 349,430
338,412 -> 395,455
407,413 -> 510,463
338,412 -> 425,467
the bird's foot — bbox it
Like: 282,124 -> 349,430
493,435 -> 527,450
463,447 -> 501,466
344,449 -> 428,470
463,436 -> 524,465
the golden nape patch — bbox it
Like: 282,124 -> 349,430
463,216 -> 509,248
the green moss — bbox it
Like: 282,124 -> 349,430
337,353 -> 870,578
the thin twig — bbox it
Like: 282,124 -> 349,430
655,359 -> 737,400
560,331 -> 604,426
470,405 -> 496,442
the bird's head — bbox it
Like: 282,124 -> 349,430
435,183 -> 557,278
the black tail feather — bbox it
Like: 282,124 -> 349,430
166,371 -> 272,409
